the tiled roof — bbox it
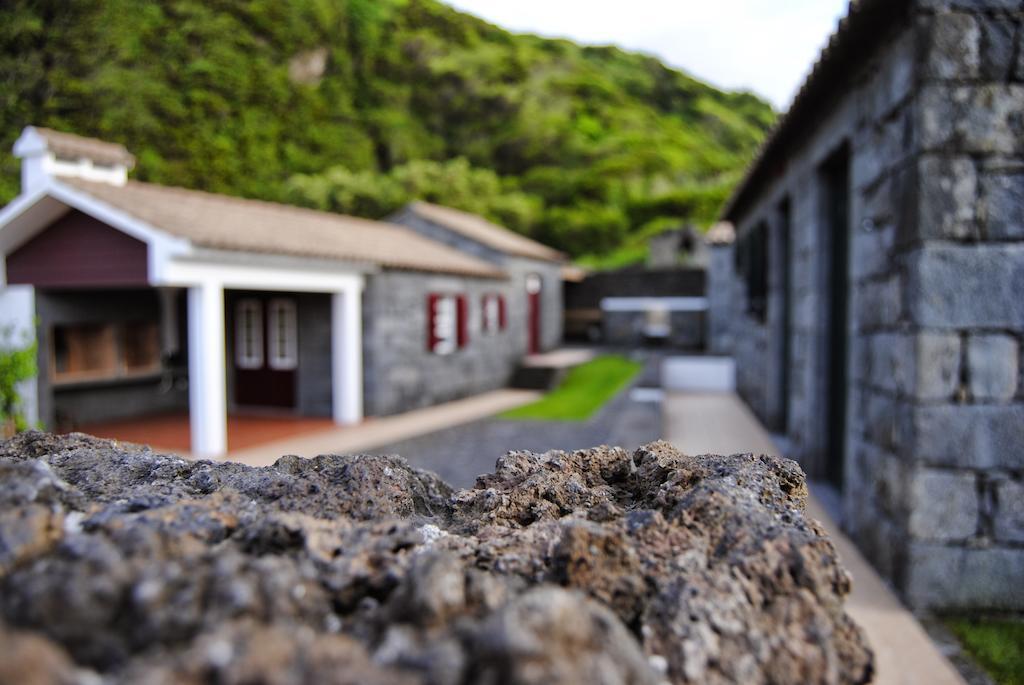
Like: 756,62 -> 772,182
405,201 -> 565,263
721,0 -> 911,222
32,127 -> 136,167
64,179 -> 505,278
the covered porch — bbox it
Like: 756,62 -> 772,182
72,410 -> 337,454
39,267 -> 366,458
0,188 -> 367,457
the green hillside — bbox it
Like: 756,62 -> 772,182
0,0 -> 774,259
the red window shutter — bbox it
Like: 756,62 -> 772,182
427,293 -> 439,352
498,295 -> 507,330
456,295 -> 469,348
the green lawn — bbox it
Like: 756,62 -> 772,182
945,617 -> 1024,685
500,355 -> 643,421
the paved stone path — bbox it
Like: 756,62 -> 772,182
226,389 -> 541,467
363,373 -> 661,488
664,391 -> 966,685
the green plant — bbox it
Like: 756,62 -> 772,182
0,325 -> 37,434
501,355 -> 642,421
0,0 -> 774,259
945,617 -> 1024,685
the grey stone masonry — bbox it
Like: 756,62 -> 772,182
708,0 -> 1024,610
994,478 -> 1024,543
362,270 -> 524,417
967,334 -> 1018,400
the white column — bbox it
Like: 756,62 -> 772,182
187,283 -> 227,457
332,287 -> 363,425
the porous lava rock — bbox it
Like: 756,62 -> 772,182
0,431 -> 872,684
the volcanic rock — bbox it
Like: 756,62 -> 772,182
0,431 -> 872,684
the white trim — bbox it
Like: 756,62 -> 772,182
266,298 -> 298,371
600,296 -> 709,312
188,283 -> 227,457
234,299 -> 264,369
161,258 -> 364,293
332,289 -> 363,425
430,295 -> 458,355
14,128 -> 130,189
525,273 -> 542,294
44,182 -> 190,283
481,294 -> 501,335
184,247 -> 377,275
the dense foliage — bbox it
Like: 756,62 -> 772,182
0,326 -> 37,434
0,0 -> 774,259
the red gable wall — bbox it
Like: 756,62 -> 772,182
6,209 -> 148,288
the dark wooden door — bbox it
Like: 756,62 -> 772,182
526,274 -> 542,354
233,296 -> 297,409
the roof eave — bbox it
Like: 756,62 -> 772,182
721,0 -> 912,224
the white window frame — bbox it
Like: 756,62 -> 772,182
431,295 -> 458,356
235,299 -> 264,369
526,274 -> 542,295
267,298 -> 298,370
482,294 -> 500,335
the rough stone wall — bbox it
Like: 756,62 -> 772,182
362,270 -> 523,416
387,209 -> 565,353
897,0 -> 1024,609
0,432 -> 873,684
503,255 -> 564,352
707,0 -> 1024,609
707,245 -> 737,356
601,310 -> 704,349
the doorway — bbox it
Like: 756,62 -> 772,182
821,145 -> 851,490
526,274 -> 542,354
776,198 -> 792,434
232,295 -> 298,408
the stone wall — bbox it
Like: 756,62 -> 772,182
362,270 -> 524,416
503,255 -> 565,352
898,0 -> 1024,609
600,309 -> 704,349
387,208 -> 565,353
707,0 -> 1024,609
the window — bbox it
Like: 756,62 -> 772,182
52,322 -> 160,384
736,222 -> 768,323
481,294 -> 507,335
427,294 -> 469,354
235,299 -> 264,369
267,298 -> 298,370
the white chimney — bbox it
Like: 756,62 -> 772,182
12,126 -> 135,194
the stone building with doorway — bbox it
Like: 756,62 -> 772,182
708,0 -> 1024,609
0,126 -> 565,457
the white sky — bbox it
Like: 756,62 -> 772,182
444,0 -> 851,111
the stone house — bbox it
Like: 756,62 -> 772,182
708,0 -> 1023,610
0,126 -> 565,457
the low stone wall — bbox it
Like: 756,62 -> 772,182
602,309 -> 705,349
0,432 -> 872,684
